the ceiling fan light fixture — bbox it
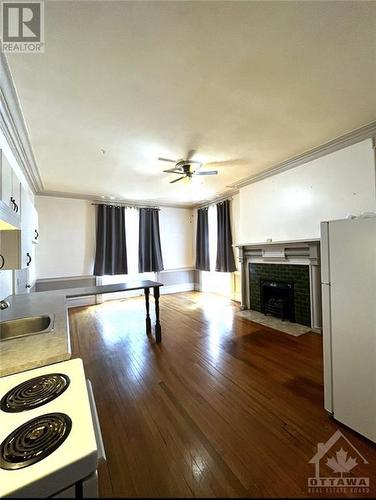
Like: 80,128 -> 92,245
160,150 -> 219,184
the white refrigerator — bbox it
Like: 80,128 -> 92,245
320,216 -> 376,443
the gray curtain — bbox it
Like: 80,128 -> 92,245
94,204 -> 128,276
215,200 -> 236,273
138,208 -> 164,272
195,208 -> 210,271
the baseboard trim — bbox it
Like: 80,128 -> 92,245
37,275 -> 95,283
160,283 -> 194,294
311,327 -> 322,334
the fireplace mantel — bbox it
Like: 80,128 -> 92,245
235,239 -> 322,332
235,238 -> 320,247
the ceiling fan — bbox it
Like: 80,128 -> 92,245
159,150 -> 218,184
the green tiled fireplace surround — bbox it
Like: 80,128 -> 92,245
249,263 -> 311,327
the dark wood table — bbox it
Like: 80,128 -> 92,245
63,280 -> 164,343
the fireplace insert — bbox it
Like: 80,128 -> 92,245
260,280 -> 295,322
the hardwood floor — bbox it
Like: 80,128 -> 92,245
69,291 -> 376,498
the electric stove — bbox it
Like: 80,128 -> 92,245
0,358 -> 103,498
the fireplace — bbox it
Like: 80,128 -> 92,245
249,263 -> 312,326
236,239 -> 322,331
261,280 -> 295,322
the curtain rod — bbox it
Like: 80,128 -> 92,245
197,196 -> 233,210
91,202 -> 160,210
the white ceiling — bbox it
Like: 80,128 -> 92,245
7,1 -> 376,205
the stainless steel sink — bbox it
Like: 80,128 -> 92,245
0,315 -> 55,342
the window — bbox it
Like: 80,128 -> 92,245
98,208 -> 155,300
200,205 -> 232,296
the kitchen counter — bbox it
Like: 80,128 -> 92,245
0,280 -> 163,377
0,291 -> 70,377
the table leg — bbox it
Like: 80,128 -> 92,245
144,287 -> 151,335
154,286 -> 162,343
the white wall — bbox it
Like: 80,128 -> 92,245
159,207 -> 194,269
35,196 -> 194,279
238,139 -> 376,243
231,193 -> 240,268
35,197 -> 96,279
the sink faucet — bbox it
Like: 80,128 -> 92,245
0,300 -> 10,310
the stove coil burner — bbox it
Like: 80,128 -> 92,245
0,374 -> 70,413
0,413 -> 72,470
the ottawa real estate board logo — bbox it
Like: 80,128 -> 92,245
1,1 -> 44,53
308,429 -> 370,495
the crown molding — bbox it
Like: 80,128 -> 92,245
0,53 -> 43,193
195,188 -> 240,209
37,188 -> 243,210
37,190 -> 198,209
228,121 -> 376,190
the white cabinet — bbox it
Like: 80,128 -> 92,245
0,153 -> 12,208
0,229 -> 33,270
0,230 -> 28,269
20,186 -> 34,268
31,203 -> 39,244
12,171 -> 21,215
14,267 -> 32,294
0,151 -> 21,214
0,149 -> 38,271
0,187 -> 35,270
0,150 -> 21,229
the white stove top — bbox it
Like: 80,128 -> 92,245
0,358 -> 98,498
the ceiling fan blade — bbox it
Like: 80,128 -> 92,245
170,176 -> 186,184
186,149 -> 196,161
196,170 -> 218,176
158,157 -> 177,163
185,150 -> 203,164
163,168 -> 183,174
